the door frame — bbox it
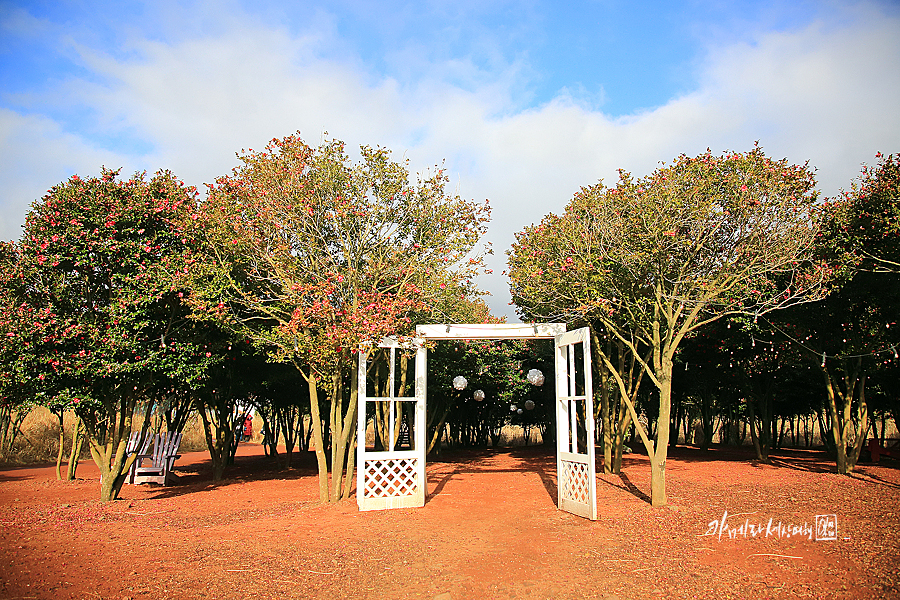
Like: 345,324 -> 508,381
358,323 -> 601,521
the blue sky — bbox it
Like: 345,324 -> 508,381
1,0 -> 899,319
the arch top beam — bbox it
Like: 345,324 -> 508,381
415,323 -> 566,340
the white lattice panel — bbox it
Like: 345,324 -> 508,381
363,458 -> 419,498
561,459 -> 590,504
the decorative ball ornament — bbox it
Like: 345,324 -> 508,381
452,376 -> 468,391
526,369 -> 545,386
510,404 -> 518,412
524,400 -> 535,410
517,408 -> 524,414
474,389 -> 485,402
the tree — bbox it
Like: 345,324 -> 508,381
680,317 -> 818,460
780,153 -> 900,473
0,242 -> 35,461
508,146 -> 826,506
189,133 -> 490,502
19,168 -> 203,501
826,153 -> 900,273
428,338 -> 545,451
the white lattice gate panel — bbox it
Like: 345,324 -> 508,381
363,458 -> 420,498
357,340 -> 427,512
560,457 -> 591,505
555,327 -> 598,521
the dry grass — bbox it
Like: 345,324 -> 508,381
5,406 -> 72,464
4,406 -> 896,467
498,424 -> 544,445
1,406 -> 211,465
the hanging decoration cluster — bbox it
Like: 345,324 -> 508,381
454,369 -> 541,410
526,369 -> 545,386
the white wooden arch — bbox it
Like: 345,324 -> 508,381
356,323 -> 597,520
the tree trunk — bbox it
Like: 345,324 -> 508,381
256,404 -> 279,458
82,390 -> 141,501
66,417 -> 84,481
601,368 -> 612,473
427,404 -> 453,455
305,369 -> 330,502
747,396 -> 771,462
848,380 -> 869,471
823,361 -> 868,474
816,411 -> 827,446
54,410 -> 65,481
650,357 -> 673,507
699,393 -> 713,450
328,359 -> 358,502
196,394 -> 238,482
277,404 -> 298,469
592,328 -> 614,474
803,414 -> 811,447
669,395 -> 680,448
612,400 -> 632,473
649,454 -> 666,507
0,404 -> 27,460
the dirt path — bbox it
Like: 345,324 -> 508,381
1,444 -> 898,599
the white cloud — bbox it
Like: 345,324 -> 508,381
0,2 -> 897,320
0,109 -> 126,241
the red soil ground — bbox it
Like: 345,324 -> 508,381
1,443 -> 898,600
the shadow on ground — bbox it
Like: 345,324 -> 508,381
427,446 -> 558,505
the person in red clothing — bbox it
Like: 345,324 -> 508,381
242,414 -> 253,442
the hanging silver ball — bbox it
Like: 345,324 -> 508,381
452,376 -> 468,390
526,369 -> 545,386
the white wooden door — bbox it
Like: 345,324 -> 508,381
356,340 -> 427,511
554,327 -> 597,520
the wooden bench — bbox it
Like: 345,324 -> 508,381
133,431 -> 183,485
125,431 -> 155,484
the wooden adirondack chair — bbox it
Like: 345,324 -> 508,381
125,431 -> 155,484
133,431 -> 183,485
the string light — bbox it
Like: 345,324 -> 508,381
756,315 -> 899,362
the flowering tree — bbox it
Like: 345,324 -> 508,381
0,242 -> 36,460
508,146 -> 826,506
782,153 -> 900,473
825,153 -> 900,273
19,168 -> 203,501
190,133 -> 490,502
191,335 -> 269,481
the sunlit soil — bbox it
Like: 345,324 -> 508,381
1,443 -> 898,599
